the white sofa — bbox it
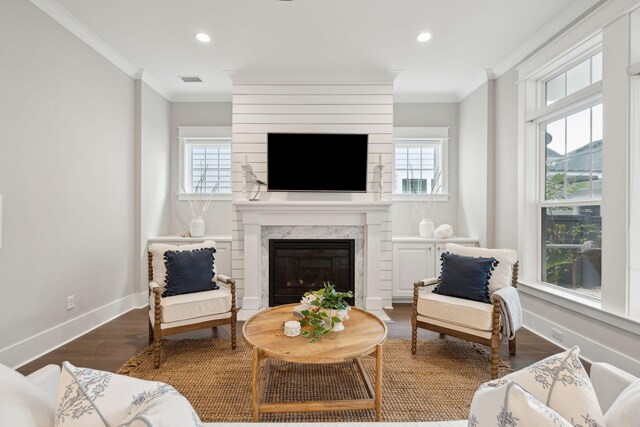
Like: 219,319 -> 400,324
8,361 -> 636,427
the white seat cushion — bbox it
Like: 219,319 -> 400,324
416,290 -> 493,331
445,243 -> 518,293
159,288 -> 231,323
416,315 -> 492,340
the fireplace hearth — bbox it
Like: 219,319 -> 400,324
269,239 -> 355,306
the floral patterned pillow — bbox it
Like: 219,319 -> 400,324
469,380 -> 573,427
485,346 -> 605,427
54,361 -> 201,426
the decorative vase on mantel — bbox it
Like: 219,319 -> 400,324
419,218 -> 435,238
189,216 -> 206,237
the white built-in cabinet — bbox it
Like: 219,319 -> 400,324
147,236 -> 232,277
392,237 -> 479,299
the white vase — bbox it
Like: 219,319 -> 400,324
419,218 -> 434,238
321,308 -> 348,332
189,217 -> 206,237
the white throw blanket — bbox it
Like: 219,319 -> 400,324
491,286 -> 522,340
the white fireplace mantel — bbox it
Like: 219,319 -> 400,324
234,200 -> 391,213
234,200 -> 392,319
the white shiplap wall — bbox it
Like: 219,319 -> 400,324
231,82 -> 394,308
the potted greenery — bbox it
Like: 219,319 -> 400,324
299,282 -> 354,342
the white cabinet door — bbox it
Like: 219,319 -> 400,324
392,243 -> 435,298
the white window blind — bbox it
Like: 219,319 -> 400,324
186,139 -> 231,194
394,140 -> 441,194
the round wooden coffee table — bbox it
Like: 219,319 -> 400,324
243,304 -> 387,421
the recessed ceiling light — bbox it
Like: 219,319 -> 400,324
195,33 -> 211,43
416,32 -> 432,42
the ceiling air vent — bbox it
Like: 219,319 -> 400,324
180,76 -> 202,83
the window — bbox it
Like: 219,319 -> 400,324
545,52 -> 603,105
535,52 -> 603,298
178,127 -> 232,198
394,142 -> 441,194
393,127 -> 448,198
185,139 -> 231,193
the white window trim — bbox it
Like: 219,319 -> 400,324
518,280 -> 640,336
392,127 -> 450,201
177,126 -> 232,201
629,75 -> 640,317
519,40 -> 605,303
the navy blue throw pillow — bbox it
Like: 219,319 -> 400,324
163,248 -> 218,297
433,252 -> 498,304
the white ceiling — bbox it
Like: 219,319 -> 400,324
47,0 -> 598,102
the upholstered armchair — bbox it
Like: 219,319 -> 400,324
148,241 -> 237,369
411,243 -> 519,379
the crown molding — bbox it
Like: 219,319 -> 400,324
393,93 -> 458,103
134,68 -> 145,80
456,70 -> 494,101
29,0 -> 171,101
456,0 -> 606,102
171,93 -> 233,103
225,69 -> 401,84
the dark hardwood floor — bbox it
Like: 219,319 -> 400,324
18,304 -> 563,376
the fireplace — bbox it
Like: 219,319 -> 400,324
269,239 -> 355,306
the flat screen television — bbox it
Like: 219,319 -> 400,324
267,133 -> 368,192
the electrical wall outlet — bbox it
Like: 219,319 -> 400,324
551,327 -> 564,342
66,295 -> 75,311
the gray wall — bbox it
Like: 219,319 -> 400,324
135,82 -> 171,292
492,70 -> 519,249
0,0 -> 135,365
457,83 -> 494,246
392,103 -> 459,236
169,102 -> 233,236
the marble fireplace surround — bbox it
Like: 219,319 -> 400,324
234,201 -> 392,320
262,226 -> 364,308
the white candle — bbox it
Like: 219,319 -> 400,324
378,154 -> 384,166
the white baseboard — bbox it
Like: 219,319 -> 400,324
523,308 -> 640,376
133,290 -> 149,309
2,291 -> 148,369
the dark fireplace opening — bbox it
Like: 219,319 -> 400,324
269,239 -> 355,306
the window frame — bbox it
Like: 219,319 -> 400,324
537,97 -> 603,207
536,99 -> 603,300
520,38 -> 604,302
392,127 -> 449,202
540,48 -> 603,107
177,126 -> 232,201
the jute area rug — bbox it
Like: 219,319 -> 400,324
117,338 -> 510,423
